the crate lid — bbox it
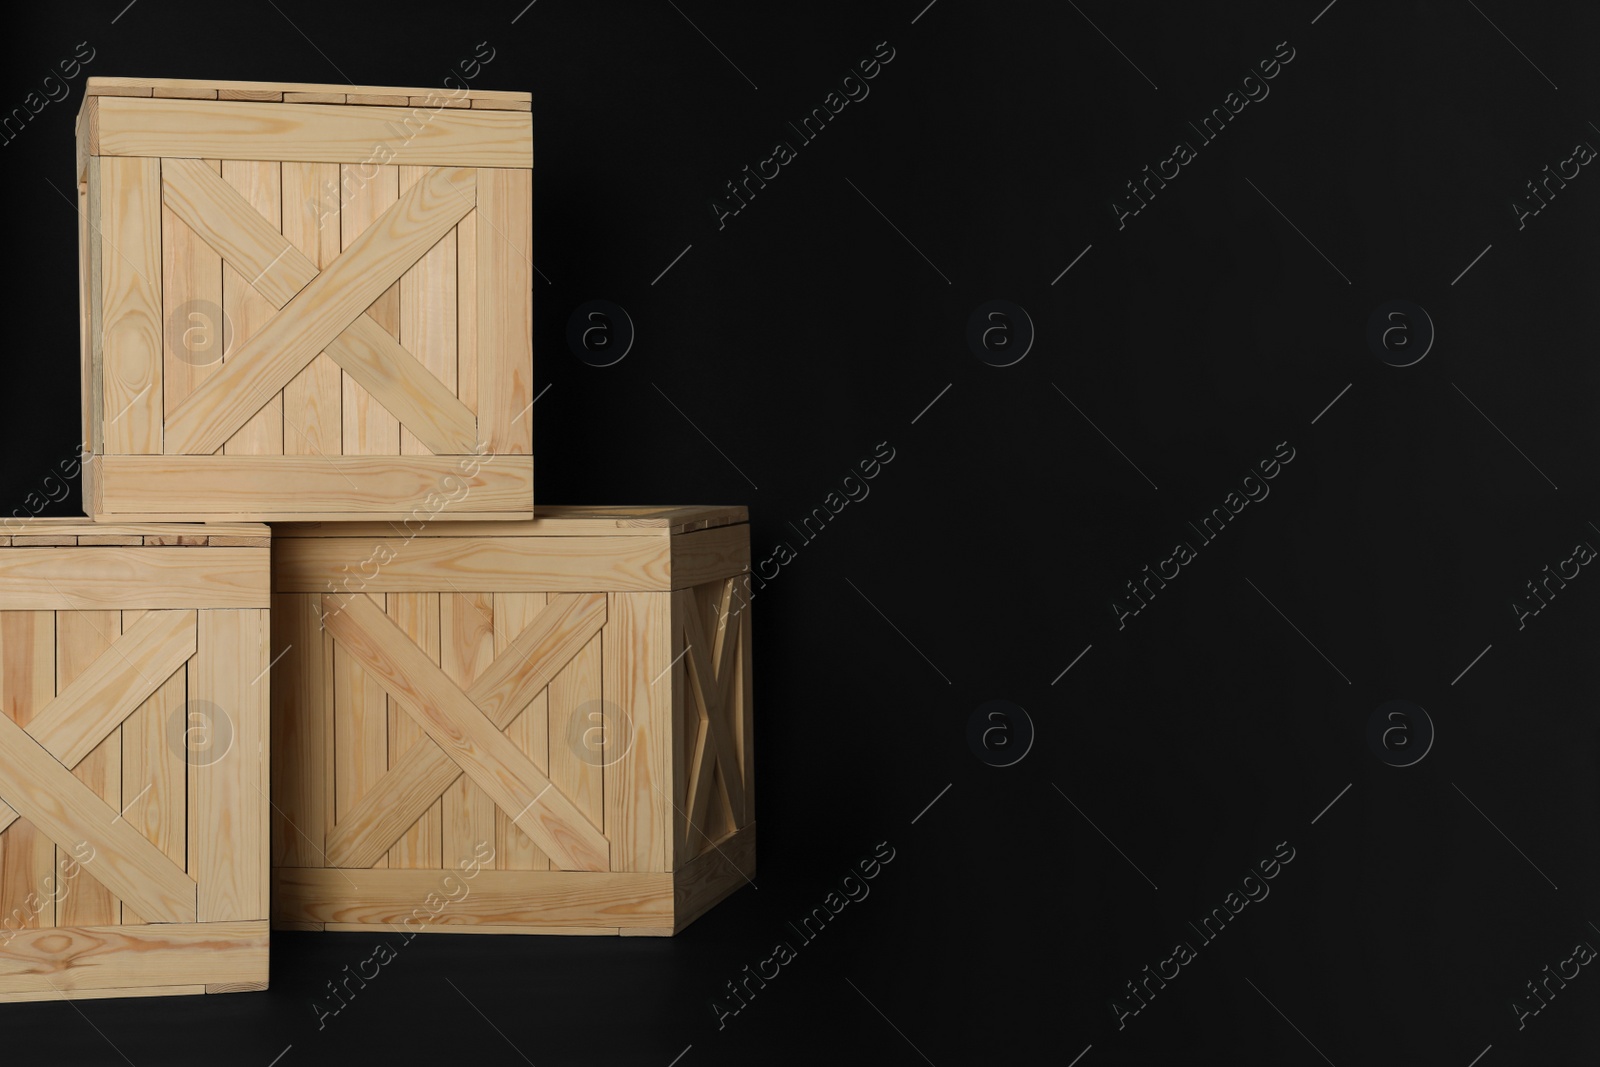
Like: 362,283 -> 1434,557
274,506 -> 748,538
82,76 -> 529,111
1,518 -> 269,546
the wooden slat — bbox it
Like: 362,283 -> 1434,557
670,525 -> 752,589
0,921 -> 265,994
120,663 -> 187,925
95,455 -> 532,518
275,534 -> 667,593
87,155 -> 102,453
548,627 -> 603,832
153,87 -> 217,100
281,162 -> 343,455
399,166 -> 459,456
285,92 -> 345,104
324,594 -> 603,868
348,94 -> 408,106
475,168 -> 533,455
221,160 -> 284,456
75,535 -> 142,546
334,596 -> 389,870
0,710 -> 195,922
321,594 -> 608,871
92,97 -> 533,168
0,984 -> 206,1003
55,612 -> 122,926
163,167 -> 476,455
273,868 -> 669,928
161,160 -> 223,418
192,609 -> 268,921
605,592 -> 674,872
0,548 -> 269,610
342,164 -> 401,459
457,210 -> 477,414
441,593 -> 497,870
680,591 -> 746,822
493,593 -> 548,870
99,156 -> 163,455
0,609 -> 196,836
673,823 -> 756,933
85,76 -> 530,109
219,89 -> 282,101
270,594 -> 325,868
388,593 -> 441,869
8,521 -> 268,540
0,612 -> 57,931
733,593 -> 754,828
270,507 -> 749,538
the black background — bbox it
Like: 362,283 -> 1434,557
2,1 -> 1598,1064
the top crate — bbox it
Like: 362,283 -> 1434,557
75,77 -> 534,522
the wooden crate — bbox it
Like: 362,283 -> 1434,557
269,507 -> 754,935
74,77 -> 534,522
0,520 -> 270,1001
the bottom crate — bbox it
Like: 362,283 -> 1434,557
267,506 -> 757,936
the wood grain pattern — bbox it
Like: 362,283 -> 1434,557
671,525 -> 753,589
334,595 -> 389,870
0,920 -> 265,994
96,455 -> 531,517
221,160 -> 284,456
273,868 -> 670,928
0,610 -> 195,837
475,168 -> 533,456
55,612 -> 122,926
271,507 -> 749,538
0,548 -> 269,610
324,593 -> 603,868
98,157 -> 163,455
161,160 -> 223,418
493,593 -> 548,870
274,535 -> 668,593
163,167 -> 475,455
441,592 -> 497,871
0,710 -> 195,923
270,595 -> 325,868
0,612 -> 57,932
399,167 -> 458,457
86,76 -> 529,109
673,823 -> 756,933
280,162 -> 343,456
191,609 -> 268,922
322,594 -> 608,871
268,513 -> 755,933
388,593 -> 441,869
92,98 -> 533,168
605,592 -> 673,873
120,664 -> 187,925
341,164 -> 402,459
